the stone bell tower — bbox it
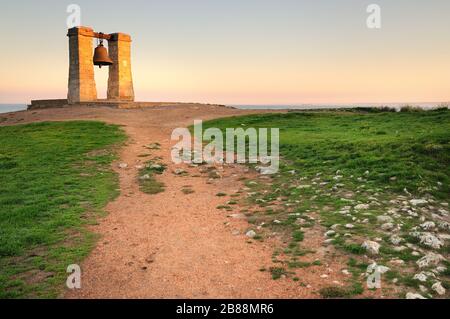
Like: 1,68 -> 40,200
67,26 -> 134,104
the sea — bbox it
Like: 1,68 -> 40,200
0,102 -> 448,114
0,104 -> 28,114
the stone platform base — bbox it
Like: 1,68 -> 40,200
28,99 -> 222,110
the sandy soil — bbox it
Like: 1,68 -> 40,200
0,104 -> 351,299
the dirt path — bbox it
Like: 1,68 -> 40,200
1,104 -> 348,298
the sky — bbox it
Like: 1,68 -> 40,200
0,0 -> 449,105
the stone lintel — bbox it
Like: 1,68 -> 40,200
67,27 -> 132,42
67,26 -> 95,37
109,33 -> 132,42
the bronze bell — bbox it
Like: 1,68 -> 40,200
93,42 -> 113,68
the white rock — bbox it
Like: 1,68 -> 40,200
420,221 -> 436,230
256,166 -> 278,175
419,233 -> 444,249
342,269 -> 350,275
381,223 -> 394,231
390,259 -> 405,265
432,282 -> 446,295
325,230 -> 336,237
362,241 -> 380,255
419,285 -> 428,293
355,204 -> 370,210
413,273 -> 428,282
246,230 -> 256,238
436,266 -> 447,273
406,292 -> 426,299
438,221 -> 450,231
173,168 -> 186,175
417,252 -> 445,268
390,235 -> 403,245
229,214 -> 246,219
345,224 -> 354,229
118,163 -> 128,169
377,215 -> 393,223
410,199 -> 428,206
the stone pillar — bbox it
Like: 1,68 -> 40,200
107,33 -> 135,101
67,27 -> 97,104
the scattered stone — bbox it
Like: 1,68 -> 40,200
246,230 -> 256,238
255,166 -> 277,175
355,204 -> 370,210
173,168 -> 187,175
390,235 -> 403,245
419,285 -> 428,293
416,252 -> 445,268
420,221 -> 436,230
229,214 -> 246,219
413,272 -> 428,282
345,224 -> 354,229
419,233 -> 444,249
377,215 -> 393,223
381,223 -> 394,231
362,241 -> 380,255
406,292 -> 426,299
410,199 -> 428,206
320,274 -> 328,279
325,230 -> 336,237
342,269 -> 350,275
431,282 -> 446,296
118,163 -> 128,169
436,266 -> 447,273
390,259 -> 405,265
139,174 -> 151,180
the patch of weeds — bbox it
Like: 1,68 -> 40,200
292,230 -> 304,242
270,267 -> 287,280
342,243 -> 366,255
319,282 -> 364,298
288,261 -> 311,269
217,205 -> 232,211
216,192 -> 227,197
146,142 -> 161,150
181,187 -> 195,195
138,160 -> 167,195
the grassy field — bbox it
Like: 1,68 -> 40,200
203,108 -> 450,298
0,121 -> 125,298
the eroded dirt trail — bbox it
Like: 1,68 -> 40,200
2,105 -> 346,298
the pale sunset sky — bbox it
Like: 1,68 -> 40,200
0,0 -> 449,104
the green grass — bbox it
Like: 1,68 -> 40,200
202,108 -> 450,297
0,121 -> 125,298
202,109 -> 450,199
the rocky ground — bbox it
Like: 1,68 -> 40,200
1,105 -> 448,299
